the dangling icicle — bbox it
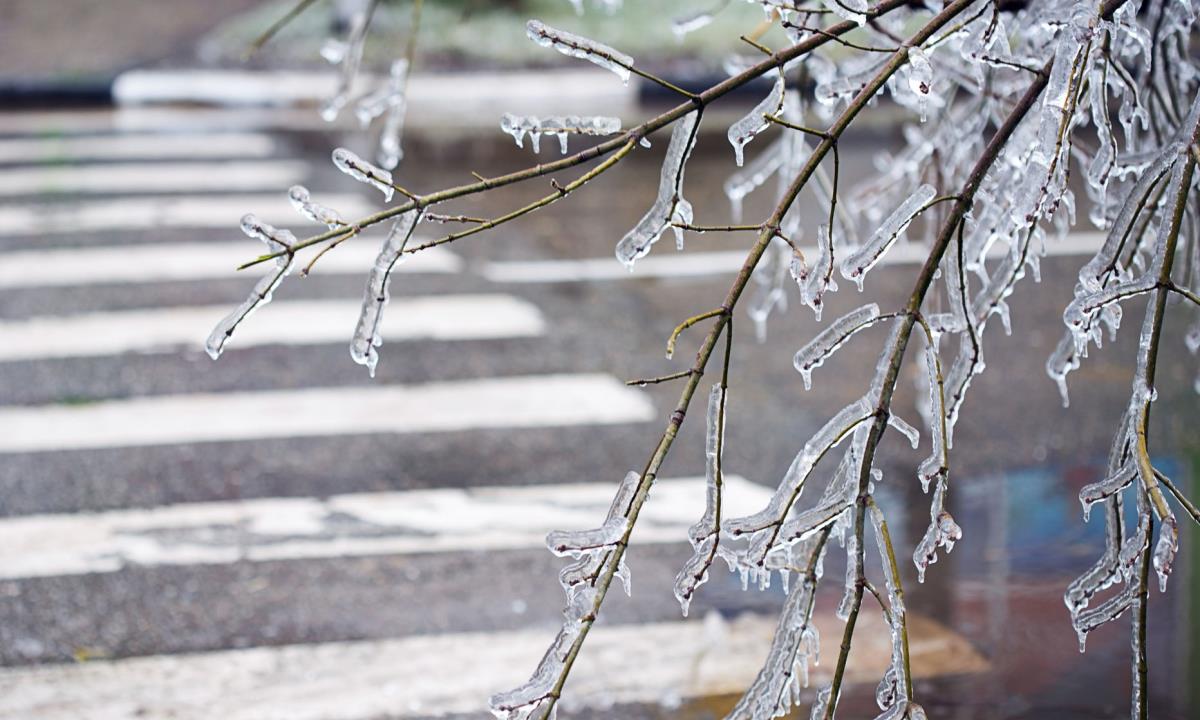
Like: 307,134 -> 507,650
205,214 -> 296,360
349,209 -> 420,376
728,75 -> 785,167
526,19 -> 634,84
615,111 -> 700,267
912,476 -> 962,582
499,114 -> 622,153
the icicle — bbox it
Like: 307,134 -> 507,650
1152,515 -> 1178,592
500,114 -> 621,153
913,476 -> 962,582
1065,497 -> 1124,616
332,147 -> 395,201
809,686 -> 833,720
793,304 -> 881,390
673,384 -> 725,616
355,58 -> 408,127
728,75 -> 785,167
1078,463 -> 1135,520
887,413 -> 920,450
205,214 -> 296,360
615,111 -> 700,267
723,562 -> 821,720
526,20 -> 633,84
723,397 -> 871,546
320,1 -> 371,122
492,471 -> 641,719
840,184 -> 936,291
798,224 -> 839,320
836,532 -> 860,620
672,9 -> 714,41
917,340 -> 946,492
288,185 -> 345,229
724,135 -> 787,222
349,209 -> 420,375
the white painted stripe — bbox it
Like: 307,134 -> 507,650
0,295 -> 542,361
0,374 -> 654,454
0,108 -> 333,135
0,161 -> 307,196
0,239 -> 460,289
113,70 -> 639,127
0,612 -> 986,719
483,232 -> 1108,283
0,476 -> 767,580
0,193 -> 375,236
0,133 -> 276,164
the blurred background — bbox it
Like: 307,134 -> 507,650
0,1 -> 1196,718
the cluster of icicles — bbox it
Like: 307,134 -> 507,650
205,0 -> 1200,718
485,1 -> 1200,719
318,0 -> 410,170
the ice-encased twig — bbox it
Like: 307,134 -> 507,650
615,110 -> 700,267
288,185 -> 346,229
205,214 -> 296,360
728,75 -> 785,167
840,184 -> 937,291
320,0 -> 373,122
526,19 -> 634,84
916,338 -> 947,491
349,208 -> 420,376
332,147 -> 395,201
723,536 -> 824,720
490,470 -> 640,720
912,475 -> 962,583
868,501 -> 910,713
793,223 -> 839,320
674,384 -> 726,616
793,303 -> 882,390
724,397 -> 873,539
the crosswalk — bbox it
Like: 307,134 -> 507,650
0,109 -> 1008,719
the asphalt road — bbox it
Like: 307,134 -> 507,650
0,107 -> 1195,719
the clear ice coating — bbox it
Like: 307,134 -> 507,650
352,58 -> 411,170
673,384 -> 725,616
615,111 -> 700,267
526,19 -> 633,84
490,470 -> 640,720
821,0 -> 867,25
349,209 -> 419,376
728,75 -> 785,167
793,304 -> 881,390
906,47 -> 933,121
671,8 -> 715,40
332,147 -> 395,201
288,185 -> 345,229
840,184 -> 936,291
319,0 -> 371,122
205,214 -> 296,360
499,113 -> 622,154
